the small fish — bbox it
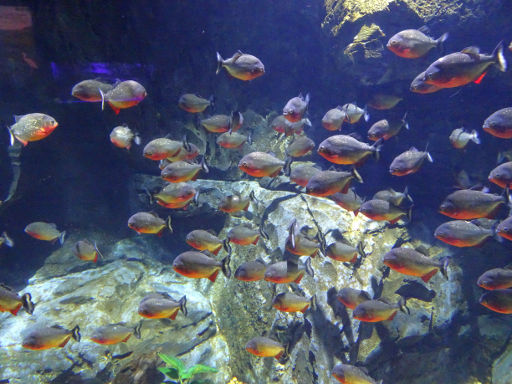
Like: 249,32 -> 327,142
330,189 -> 364,215
367,93 -> 402,110
373,186 -> 413,207
110,125 -> 140,150
322,107 -> 346,131
0,232 -> 14,248
395,280 -> 436,303
161,159 -> 208,183
234,260 -> 267,282
332,363 -> 382,384
272,292 -> 315,313
340,103 -> 369,124
336,287 -> 371,310
172,251 -> 231,282
153,183 -> 197,209
24,222 -> 66,244
90,322 -> 142,345
489,161 -> 512,189
439,189 -> 506,220
353,299 -> 406,322
389,146 -> 433,176
73,240 -> 103,262
477,268 -> 512,290
8,113 -> 58,146
178,94 -> 213,113
325,241 -> 361,263
423,42 -> 507,88
143,138 -> 182,161
127,212 -> 172,235
306,169 -> 363,197
449,128 -> 480,149
434,220 -> 495,247
359,199 -> 410,224
286,136 -> 315,158
201,114 -> 231,133
271,115 -> 291,134
100,80 -> 147,114
479,289 -> 512,314
138,293 -> 187,319
238,152 -> 284,178
286,232 -> 321,257
245,336 -> 285,360
264,258 -> 314,284
382,247 -> 447,282
219,194 -> 251,213
289,164 -> 321,187
186,230 -> 224,255
71,79 -> 113,102
271,116 -> 311,136
216,51 -> 265,81
228,225 -> 260,246
283,93 -> 310,123
22,325 -> 80,350
216,132 -> 248,149
387,28 -> 448,59
0,284 -> 34,315
318,135 -> 381,165
497,216 -> 512,241
410,71 -> 442,94
483,107 -> 512,139
368,113 -> 409,141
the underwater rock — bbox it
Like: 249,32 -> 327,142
344,23 -> 386,62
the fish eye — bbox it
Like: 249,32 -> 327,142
242,162 -> 248,167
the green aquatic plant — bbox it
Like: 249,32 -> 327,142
158,353 -> 218,384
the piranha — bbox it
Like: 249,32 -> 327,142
306,169 -> 363,197
359,199 -> 411,224
497,216 -> 512,241
322,107 -> 346,131
8,113 -> 58,146
434,220 -> 495,247
389,146 -> 433,176
449,128 -> 480,149
286,136 -> 315,158
73,239 -> 104,262
264,258 -> 314,284
172,251 -> 231,282
340,103 -> 369,124
330,189 -> 364,215
238,152 -> 285,177
382,247 -> 448,282
317,135 -> 381,166
422,42 -> 507,88
22,324 -> 81,350
138,293 -> 187,320
489,161 -> 512,189
410,71 -> 443,94
90,322 -> 142,345
479,289 -> 512,314
71,79 -> 113,102
100,80 -> 147,114
201,114 -> 230,133
483,108 -> 512,139
216,51 -> 265,81
289,164 -> 321,187
216,132 -> 249,150
153,182 -> 198,209
227,224 -> 261,246
186,229 -> 225,255
161,159 -> 208,183
367,93 -> 402,110
178,93 -> 214,113
24,222 -> 66,244
127,212 -> 172,235
478,268 -> 512,290
143,138 -> 183,161
387,28 -> 448,59
283,93 -> 310,123
110,124 -> 140,150
272,292 -> 316,313
325,241 -> 363,263
245,336 -> 285,360
353,299 -> 407,322
286,220 -> 321,257
336,287 -> 371,310
0,284 -> 34,315
332,363 -> 382,384
373,186 -> 413,207
219,194 -> 251,213
368,113 -> 409,141
234,260 -> 267,282
271,115 -> 311,136
439,189 -> 506,220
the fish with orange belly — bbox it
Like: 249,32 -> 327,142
153,183 -> 198,209
73,239 -> 104,262
477,268 -> 512,290
90,322 -> 142,345
439,189 -> 506,220
389,146 -> 433,176
178,93 -> 214,113
359,199 -> 411,224
100,80 -> 147,114
283,93 -> 310,123
219,194 -> 252,214
172,251 -> 231,282
22,324 -> 80,350
138,293 -> 187,320
8,113 -> 58,146
382,247 -> 448,282
353,298 -> 408,322
479,289 -> 512,314
332,363 -> 382,384
317,135 -> 381,166
216,51 -> 265,81
127,212 -> 172,235
185,229 -> 227,255
0,284 -> 34,316
234,260 -> 267,282
336,287 -> 371,310
24,222 -> 66,244
160,159 -> 209,183
272,292 -> 316,313
434,220 -> 495,247
264,258 -> 314,284
238,152 -> 285,178
245,336 -> 285,360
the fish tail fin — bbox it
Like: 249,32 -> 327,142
181,134 -> 191,152
497,152 -> 505,164
493,41 -> 507,72
71,325 -> 81,342
193,190 -> 200,206
404,186 -> 414,204
1,232 -> 14,247
470,130 -> 481,144
94,241 -> 105,261
304,92 -> 311,107
363,104 -> 370,122
283,156 -> 292,176
310,294 -> 317,310
436,32 -> 449,52
208,94 -> 215,110
259,222 -> 270,241
134,320 -> 143,339
99,88 -> 106,111
7,126 -> 15,146
223,239 -> 232,254
201,156 -> 210,173
372,138 -> 383,161
305,256 -> 314,277
427,152 -> 434,163
398,297 -> 410,315
221,254 -> 231,278
216,52 -> 224,75
22,293 -> 35,314
59,231 -> 66,246
402,112 -> 410,130
440,257 -> 450,279
303,117 -> 312,127
166,216 -> 173,233
357,241 -> 366,258
351,167 -> 363,184
179,295 -> 188,316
